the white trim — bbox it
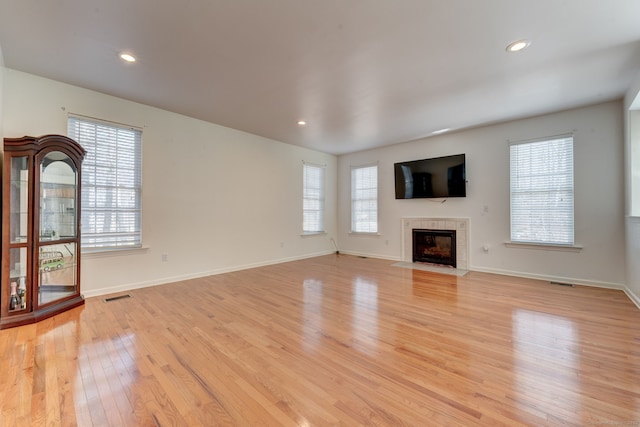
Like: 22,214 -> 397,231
507,131 -> 575,146
301,231 -> 327,237
302,160 -> 326,168
81,251 -> 640,312
82,250 -> 335,298
470,265 -> 638,310
337,250 -> 400,261
67,112 -> 143,132
504,241 -> 583,252
624,287 -> 640,310
469,265 -> 625,290
83,246 -> 150,258
349,254 -> 637,310
349,160 -> 379,169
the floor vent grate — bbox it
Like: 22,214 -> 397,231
550,281 -> 575,287
104,294 -> 132,302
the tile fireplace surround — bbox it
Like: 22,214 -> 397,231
402,217 -> 470,270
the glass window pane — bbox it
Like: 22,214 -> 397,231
351,165 -> 378,233
510,136 -> 574,245
68,116 -> 143,250
303,163 -> 325,233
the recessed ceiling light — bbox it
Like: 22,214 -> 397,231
432,128 -> 450,135
506,39 -> 530,53
120,53 -> 136,62
297,120 -> 307,126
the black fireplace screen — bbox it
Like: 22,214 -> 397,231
412,229 -> 457,268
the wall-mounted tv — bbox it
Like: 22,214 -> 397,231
394,154 -> 466,199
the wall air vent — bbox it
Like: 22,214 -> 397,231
550,281 -> 575,287
103,294 -> 132,302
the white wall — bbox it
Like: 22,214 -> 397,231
3,69 -> 337,297
624,71 -> 640,306
1,67 -> 632,297
630,110 -> 640,216
338,101 -> 626,288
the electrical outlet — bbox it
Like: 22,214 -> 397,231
162,254 -> 168,262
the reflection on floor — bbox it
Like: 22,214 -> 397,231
392,260 -> 468,276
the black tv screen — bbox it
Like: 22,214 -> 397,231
394,154 -> 466,199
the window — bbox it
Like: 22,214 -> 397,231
303,163 -> 324,233
510,135 -> 574,245
351,164 -> 378,233
68,115 -> 142,251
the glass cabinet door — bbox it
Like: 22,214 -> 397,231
38,151 -> 78,306
40,152 -> 77,241
38,243 -> 77,305
7,156 -> 30,312
10,156 -> 29,244
8,248 -> 28,312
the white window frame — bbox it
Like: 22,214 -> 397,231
509,134 -> 574,246
351,163 -> 378,234
302,162 -> 325,234
67,114 -> 143,252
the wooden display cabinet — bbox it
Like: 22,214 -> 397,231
1,135 -> 85,329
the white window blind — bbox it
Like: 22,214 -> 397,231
68,116 -> 142,251
351,164 -> 378,233
303,163 -> 325,233
510,135 -> 574,245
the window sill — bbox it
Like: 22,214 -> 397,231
301,231 -> 327,237
82,246 -> 150,258
504,241 -> 582,252
349,232 -> 381,237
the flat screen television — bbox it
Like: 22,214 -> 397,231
394,154 -> 466,199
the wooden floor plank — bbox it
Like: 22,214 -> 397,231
1,254 -> 639,426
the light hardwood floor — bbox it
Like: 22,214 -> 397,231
1,254 -> 639,426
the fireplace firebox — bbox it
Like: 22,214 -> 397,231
412,229 -> 457,268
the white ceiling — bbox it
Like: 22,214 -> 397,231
1,0 -> 640,155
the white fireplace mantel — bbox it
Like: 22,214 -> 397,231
402,217 -> 470,270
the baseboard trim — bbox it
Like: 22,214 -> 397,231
337,250 -> 401,262
445,264 -> 639,310
624,287 -> 640,310
82,250 -> 336,298
464,266 -> 639,311
469,265 -> 625,290
83,252 -> 640,312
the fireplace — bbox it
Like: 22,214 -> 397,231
412,229 -> 457,268
402,218 -> 468,270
